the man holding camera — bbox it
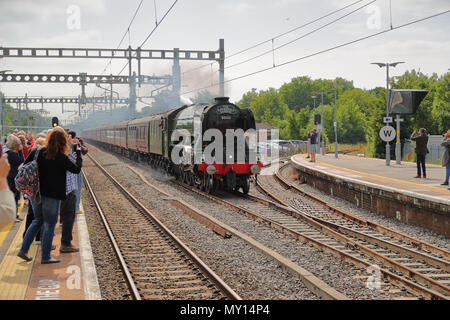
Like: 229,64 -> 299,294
410,128 -> 429,179
59,130 -> 83,253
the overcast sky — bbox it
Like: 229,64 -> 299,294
0,0 -> 448,121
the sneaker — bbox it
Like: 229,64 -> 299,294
41,258 -> 60,264
423,176 -> 427,179
413,176 -> 421,178
60,245 -> 79,253
17,252 -> 33,262
441,182 -> 449,186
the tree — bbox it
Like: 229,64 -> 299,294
432,72 -> 450,134
248,88 -> 290,139
237,88 -> 258,110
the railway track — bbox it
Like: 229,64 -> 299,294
82,154 -> 241,300
275,162 -> 450,260
83,143 -> 449,299
251,161 -> 450,300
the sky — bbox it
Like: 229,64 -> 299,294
0,0 -> 448,121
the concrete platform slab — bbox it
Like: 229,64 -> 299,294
0,201 -> 101,300
291,154 -> 450,237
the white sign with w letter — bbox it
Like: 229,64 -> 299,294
379,126 -> 396,142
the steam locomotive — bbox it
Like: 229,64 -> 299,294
83,97 -> 263,194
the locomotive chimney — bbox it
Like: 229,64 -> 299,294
214,97 -> 230,104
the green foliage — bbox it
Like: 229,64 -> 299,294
236,69 -> 449,158
432,72 -> 450,134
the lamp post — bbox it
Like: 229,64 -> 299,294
315,91 -> 330,156
330,80 -> 346,159
371,61 -> 404,166
311,95 -> 317,156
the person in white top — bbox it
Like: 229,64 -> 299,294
0,153 -> 16,229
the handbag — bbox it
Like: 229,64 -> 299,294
15,147 -> 42,203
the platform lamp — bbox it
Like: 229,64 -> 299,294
311,95 -> 317,155
329,80 -> 347,159
314,90 -> 331,155
371,61 -> 405,166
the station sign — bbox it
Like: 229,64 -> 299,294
379,126 -> 396,142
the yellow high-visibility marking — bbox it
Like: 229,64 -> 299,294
0,198 -> 25,247
313,161 -> 448,193
0,222 -> 14,247
0,215 -> 37,300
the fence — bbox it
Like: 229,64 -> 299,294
403,138 -> 445,164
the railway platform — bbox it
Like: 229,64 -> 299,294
290,154 -> 450,237
0,200 -> 101,300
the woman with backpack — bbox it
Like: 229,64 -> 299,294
17,128 -> 82,264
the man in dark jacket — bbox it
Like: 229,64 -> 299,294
411,128 -> 429,178
68,131 -> 88,214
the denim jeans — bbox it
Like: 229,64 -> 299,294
20,196 -> 60,261
445,165 -> 450,183
75,172 -> 82,211
60,191 -> 76,247
416,154 -> 426,177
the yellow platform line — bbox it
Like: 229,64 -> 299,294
310,158 -> 447,193
0,198 -> 25,247
0,218 -> 38,300
0,222 -> 14,248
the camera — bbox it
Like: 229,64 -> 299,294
72,143 -> 81,152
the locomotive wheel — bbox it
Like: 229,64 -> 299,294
188,172 -> 195,186
206,175 -> 216,194
177,166 -> 183,181
200,174 -> 206,191
242,179 -> 250,195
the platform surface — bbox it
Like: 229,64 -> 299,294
0,201 -> 101,300
291,153 -> 450,205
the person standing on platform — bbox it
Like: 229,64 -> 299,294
22,137 -> 47,242
411,128 -> 429,179
5,135 -> 24,221
0,154 -> 16,229
17,128 -> 83,264
59,131 -> 80,253
441,130 -> 450,187
309,129 -> 318,163
306,130 -> 312,159
71,133 -> 88,214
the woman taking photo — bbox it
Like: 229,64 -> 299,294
17,128 -> 82,264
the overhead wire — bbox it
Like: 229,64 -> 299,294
181,0 -> 366,76
91,0 -> 145,110
225,0 -> 377,70
182,9 -> 450,95
100,0 -> 145,75
118,0 -> 179,75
